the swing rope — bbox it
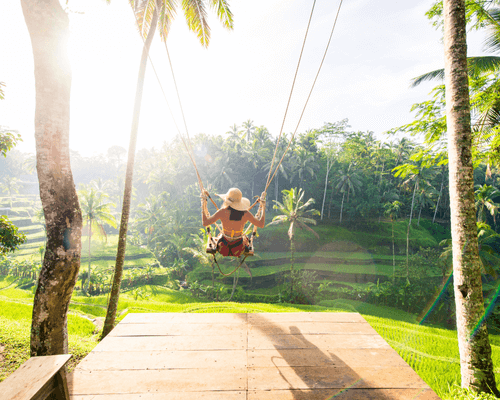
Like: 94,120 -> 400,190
248,0 -> 345,212
130,0 -> 345,274
264,0 -> 318,193
131,0 -> 344,203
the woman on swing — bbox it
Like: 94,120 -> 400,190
201,188 -> 266,257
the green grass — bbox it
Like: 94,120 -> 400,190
190,258 -> 400,282
1,283 -> 500,399
367,316 -> 500,399
0,276 -> 17,290
318,299 -> 419,323
69,302 -> 108,318
252,250 -> 407,262
0,287 -> 35,301
0,298 -> 98,382
243,262 -> 395,278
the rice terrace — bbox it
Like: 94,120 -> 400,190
2,0 -> 500,399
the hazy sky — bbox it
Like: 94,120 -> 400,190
0,0 -> 486,156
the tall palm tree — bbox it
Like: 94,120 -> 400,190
0,176 -> 22,208
474,184 -> 500,225
102,0 -> 234,339
135,194 -> 166,246
226,123 -> 241,137
443,0 -> 498,393
290,148 -> 319,186
316,122 -> 346,220
91,177 -> 113,194
242,138 -> 268,198
384,200 -> 401,280
78,185 -> 117,294
334,163 -> 361,223
392,138 -> 414,167
393,162 -> 422,224
416,182 -> 438,226
393,161 -> 436,277
253,126 -> 272,146
240,119 -> 256,142
433,164 -> 448,223
225,123 -> 242,147
268,188 -> 320,275
440,222 -> 500,278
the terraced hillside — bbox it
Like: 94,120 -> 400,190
1,195 -> 154,269
188,222 -> 444,293
3,194 -> 448,299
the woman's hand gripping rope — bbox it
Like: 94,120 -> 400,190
201,190 -> 218,253
257,192 -> 266,215
200,190 -> 210,218
259,192 -> 266,205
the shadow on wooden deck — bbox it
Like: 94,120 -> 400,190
68,312 -> 440,399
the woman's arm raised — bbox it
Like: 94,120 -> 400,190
203,208 -> 225,227
245,197 -> 266,228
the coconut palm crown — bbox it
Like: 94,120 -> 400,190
268,188 -> 320,272
130,0 -> 234,47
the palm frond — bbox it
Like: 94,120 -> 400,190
182,0 -> 210,47
269,215 -> 287,225
272,201 -> 290,215
297,220 -> 319,238
468,56 -> 500,75
136,0 -> 157,40
157,0 -> 177,41
410,69 -> 445,88
297,197 -> 316,212
299,216 -> 319,226
411,56 -> 500,88
209,0 -> 234,29
484,8 -> 500,54
294,189 -> 305,212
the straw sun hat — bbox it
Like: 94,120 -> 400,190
217,188 -> 250,211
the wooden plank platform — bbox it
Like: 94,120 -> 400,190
68,312 -> 441,399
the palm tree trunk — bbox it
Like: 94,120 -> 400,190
417,202 -> 422,226
328,183 -> 335,219
433,167 -> 446,223
391,218 -> 395,280
406,223 -> 410,281
321,158 -> 330,220
409,178 -> 418,226
339,192 -> 345,223
86,221 -> 92,294
290,237 -> 295,293
101,9 -> 158,339
379,161 -> 385,189
444,0 -> 498,393
22,0 -> 83,357
406,178 -> 419,278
